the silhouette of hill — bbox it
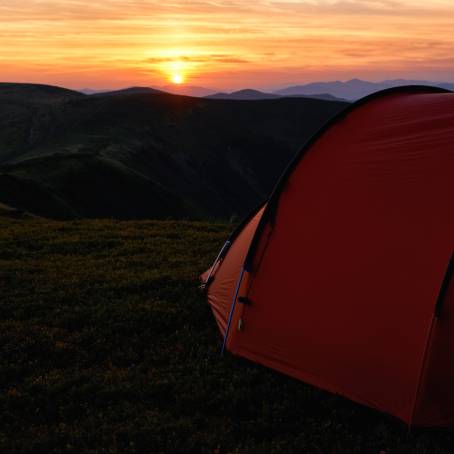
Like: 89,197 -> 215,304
275,78 -> 454,100
80,85 -> 214,97
207,89 -> 344,102
92,86 -> 163,97
160,84 -> 216,97
0,82 -> 84,103
78,79 -> 454,101
290,93 -> 345,101
0,83 -> 347,220
80,85 -> 344,101
207,89 -> 280,100
79,88 -> 108,95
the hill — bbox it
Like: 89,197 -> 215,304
0,83 -> 348,220
291,92 -> 345,101
78,79 -> 454,102
207,89 -> 281,100
1,216 -> 453,453
160,84 -> 217,97
207,89 -> 344,102
0,83 -> 84,103
275,78 -> 454,100
91,87 -> 163,97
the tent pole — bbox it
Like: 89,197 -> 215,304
221,267 -> 245,356
200,240 -> 231,289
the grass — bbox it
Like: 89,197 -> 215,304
1,217 -> 454,453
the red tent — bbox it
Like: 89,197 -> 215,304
201,86 -> 454,426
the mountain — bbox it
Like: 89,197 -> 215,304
207,89 -> 345,102
275,78 -> 454,100
79,79 -> 454,102
207,89 -> 281,100
79,88 -> 109,95
0,82 -> 84,103
0,83 -> 348,220
0,83 -> 86,165
92,86 -> 163,97
81,86 -> 209,97
290,93 -> 345,102
160,84 -> 217,97
79,85 -> 345,101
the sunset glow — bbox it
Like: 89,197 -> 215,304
1,1 -> 454,90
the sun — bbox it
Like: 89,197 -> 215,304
171,73 -> 184,84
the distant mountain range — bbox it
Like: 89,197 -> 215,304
207,89 -> 280,100
206,89 -> 344,102
90,86 -> 163,97
0,82 -> 347,220
160,84 -> 216,97
80,78 -> 454,101
274,78 -> 454,100
206,79 -> 454,101
82,87 -> 343,102
80,85 -> 216,97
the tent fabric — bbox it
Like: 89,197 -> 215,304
201,205 -> 266,335
201,86 -> 454,426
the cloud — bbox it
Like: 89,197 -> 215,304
146,54 -> 250,64
1,0 -> 449,22
1,0 -> 454,89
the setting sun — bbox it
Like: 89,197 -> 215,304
172,73 -> 184,84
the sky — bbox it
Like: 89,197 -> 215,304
1,0 -> 454,91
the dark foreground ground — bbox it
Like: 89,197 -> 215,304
1,217 -> 454,453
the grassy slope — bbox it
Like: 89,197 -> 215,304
1,217 -> 453,453
0,84 -> 348,220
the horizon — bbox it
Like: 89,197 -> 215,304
4,77 -> 454,97
78,76 -> 454,94
2,1 -> 454,91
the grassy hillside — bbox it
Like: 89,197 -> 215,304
0,84 -> 84,165
0,83 -> 348,220
1,216 -> 453,453
0,83 -> 83,104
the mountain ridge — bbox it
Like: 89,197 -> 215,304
206,89 -> 280,100
0,83 -> 348,220
275,78 -> 454,100
77,78 -> 454,101
206,89 -> 345,102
